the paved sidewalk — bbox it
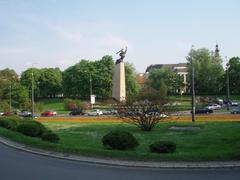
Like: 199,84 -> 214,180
1,136 -> 240,169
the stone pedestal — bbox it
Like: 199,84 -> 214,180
112,62 -> 126,102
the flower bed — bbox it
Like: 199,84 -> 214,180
36,115 -> 240,123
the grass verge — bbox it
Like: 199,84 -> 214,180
1,121 -> 240,161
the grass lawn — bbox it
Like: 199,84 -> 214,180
37,99 -> 69,114
35,95 -> 240,114
1,121 -> 240,161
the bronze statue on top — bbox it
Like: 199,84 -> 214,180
116,46 -> 127,64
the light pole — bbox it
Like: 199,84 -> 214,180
191,46 -> 195,122
226,56 -> 230,111
31,72 -> 35,118
84,71 -> 93,109
89,73 -> 93,109
9,84 -> 12,112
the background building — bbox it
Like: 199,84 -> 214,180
145,63 -> 188,94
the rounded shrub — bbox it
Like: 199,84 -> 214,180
102,130 -> 139,150
17,123 -> 43,137
149,141 -> 176,153
31,121 -> 46,135
0,116 -> 20,130
0,119 -> 15,129
41,131 -> 60,143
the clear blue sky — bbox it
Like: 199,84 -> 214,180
0,0 -> 239,74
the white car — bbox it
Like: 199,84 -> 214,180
206,104 -> 221,110
87,109 -> 103,116
0,112 -> 4,116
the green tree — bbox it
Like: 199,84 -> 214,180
21,68 -> 63,98
38,68 -> 63,97
63,55 -> 114,99
159,78 -> 168,97
0,69 -> 30,111
0,68 -> 18,98
93,55 -> 115,98
125,63 -> 140,99
20,68 -> 41,98
148,68 -> 184,94
187,48 -> 224,95
6,82 -> 30,110
227,57 -> 240,94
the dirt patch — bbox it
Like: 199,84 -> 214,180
168,125 -> 202,131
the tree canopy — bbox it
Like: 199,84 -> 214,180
0,68 -> 30,110
125,63 -> 140,99
228,57 -> 240,94
21,68 -> 63,98
148,68 -> 184,94
63,55 -> 114,99
186,48 -> 224,95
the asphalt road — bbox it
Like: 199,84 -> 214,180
0,143 -> 240,180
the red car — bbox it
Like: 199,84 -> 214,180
41,110 -> 57,117
2,112 -> 15,116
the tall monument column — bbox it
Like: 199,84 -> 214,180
112,47 -> 127,102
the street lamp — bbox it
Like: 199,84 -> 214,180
30,63 -> 38,118
84,71 -> 93,109
9,84 -> 12,112
226,56 -> 230,111
31,71 -> 35,118
190,46 -> 195,122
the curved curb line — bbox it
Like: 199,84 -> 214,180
0,136 -> 240,169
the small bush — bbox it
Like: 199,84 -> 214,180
41,131 -> 60,143
64,99 -> 82,111
149,141 -> 176,153
102,131 -> 139,150
0,116 -> 21,130
0,119 -> 15,129
17,122 -> 44,137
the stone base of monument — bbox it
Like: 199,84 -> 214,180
112,61 -> 126,102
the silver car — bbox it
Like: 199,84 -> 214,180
87,109 -> 103,116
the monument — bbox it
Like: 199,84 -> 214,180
112,47 -> 127,102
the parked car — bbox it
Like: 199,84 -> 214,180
0,112 -> 4,116
231,107 -> 240,114
2,112 -> 15,116
19,111 -> 32,117
41,110 -> 57,116
69,109 -> 85,116
213,97 -> 223,105
206,104 -> 221,110
230,101 -> 239,106
195,108 -> 213,114
102,109 -> 118,115
102,109 -> 113,115
224,99 -> 239,106
87,109 -> 103,116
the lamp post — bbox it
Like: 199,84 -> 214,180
9,84 -> 12,112
226,56 -> 230,111
89,73 -> 93,109
84,71 -> 93,109
191,46 -> 195,122
31,72 -> 35,118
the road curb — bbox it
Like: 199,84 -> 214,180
1,136 -> 240,169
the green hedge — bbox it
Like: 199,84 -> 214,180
0,116 -> 60,142
41,131 -> 59,143
102,130 -> 139,150
149,141 -> 176,153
